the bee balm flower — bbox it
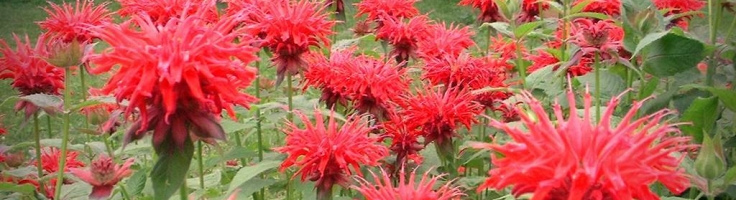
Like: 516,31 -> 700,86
38,0 -> 111,43
352,167 -> 465,200
70,154 -> 135,200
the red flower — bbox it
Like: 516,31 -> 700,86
352,167 -> 465,200
38,147 -> 85,174
574,0 -> 621,16
474,89 -> 693,199
223,0 -> 275,27
518,0 -> 550,22
526,49 -> 560,73
89,8 -> 258,153
470,57 -> 513,107
249,0 -> 335,85
458,0 -> 504,23
654,0 -> 706,29
382,113 -> 424,169
70,154 -> 134,200
356,0 -> 419,22
488,34 -> 526,60
15,178 -> 57,199
343,56 -> 410,119
375,16 -> 432,65
423,54 -> 510,107
38,0 -> 111,43
0,35 -> 65,119
417,23 -> 476,61
303,49 -> 356,108
570,19 -> 624,54
352,20 -> 374,36
274,109 -> 388,197
399,86 -> 483,152
117,0 -> 219,25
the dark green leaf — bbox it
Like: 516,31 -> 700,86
0,182 -> 37,195
632,31 -> 669,57
680,96 -> 718,143
514,21 -> 545,39
638,78 -> 659,100
683,85 -> 736,112
576,69 -> 626,101
126,169 -> 147,196
151,138 -> 194,200
186,170 -> 222,189
226,160 -> 280,195
642,33 -> 705,77
640,90 -> 675,115
205,146 -> 256,168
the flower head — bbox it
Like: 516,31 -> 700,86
274,109 -> 388,194
571,19 -> 624,53
356,0 -> 419,22
303,49 -> 356,108
117,0 -> 218,25
422,54 -> 511,107
654,0 -> 706,29
575,0 -> 621,16
489,34 -> 526,60
89,6 -> 258,153
352,20 -> 374,36
375,16 -> 432,65
458,0 -> 504,23
474,88 -> 693,199
352,167 -> 465,200
38,0 -> 111,43
382,113 -> 424,169
518,0 -> 550,22
38,147 -> 85,174
70,154 -> 134,200
417,23 -> 475,61
344,57 -> 410,120
526,49 -> 560,73
250,0 -> 335,85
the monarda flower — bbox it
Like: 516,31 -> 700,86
469,57 -> 513,108
654,0 -> 706,29
422,54 -> 511,107
303,49 -> 356,108
38,0 -> 111,43
417,23 -> 475,61
89,7 -> 258,153
38,147 -> 85,174
0,35 -> 65,119
117,0 -> 219,25
274,109 -> 388,199
355,0 -> 419,23
570,19 -> 624,55
70,154 -> 134,200
344,57 -> 410,120
399,86 -> 483,158
526,49 -> 560,73
458,0 -> 504,23
250,0 -> 335,85
375,16 -> 431,65
574,0 -> 621,16
518,0 -> 550,23
526,48 -> 592,77
488,34 -> 526,60
352,167 -> 465,200
474,89 -> 693,199
382,113 -> 424,170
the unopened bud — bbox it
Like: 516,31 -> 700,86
695,133 -> 726,179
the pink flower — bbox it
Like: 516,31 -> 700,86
417,23 -> 476,61
375,16 -> 432,65
70,155 -> 135,200
38,0 -> 111,43
356,0 -> 419,22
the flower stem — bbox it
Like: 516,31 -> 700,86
54,67 -> 73,199
179,178 -> 188,200
45,115 -> 52,138
197,140 -> 205,190
316,185 -> 333,200
80,66 -> 91,143
594,53 -> 601,123
255,52 -> 265,200
286,74 -> 294,200
33,113 -> 45,191
102,132 -> 115,161
515,40 -> 527,89
706,0 -> 721,86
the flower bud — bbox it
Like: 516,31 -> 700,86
695,133 -> 726,179
44,39 -> 91,68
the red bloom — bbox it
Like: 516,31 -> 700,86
375,16 -> 432,65
574,0 -> 621,16
423,54 -> 510,107
303,49 -> 356,108
526,49 -> 560,73
0,116 -> 6,136
571,19 -> 624,54
382,113 -> 424,169
343,56 -> 409,119
417,23 -> 475,61
474,89 -> 693,199
250,0 -> 335,85
352,167 -> 465,200
352,20 -> 374,36
89,8 -> 258,153
470,57 -> 513,107
117,0 -> 219,25
70,154 -> 134,200
38,0 -> 111,43
38,147 -> 85,174
274,109 -> 388,197
355,0 -> 419,22
223,0 -> 275,27
489,34 -> 526,60
0,35 -> 65,119
518,0 -> 550,22
458,0 -> 504,23
399,86 -> 483,152
654,0 -> 706,29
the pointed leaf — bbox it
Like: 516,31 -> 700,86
680,96 -> 719,143
632,31 -> 669,57
514,21 -> 545,39
683,85 -> 736,112
232,178 -> 277,199
226,160 -> 280,195
0,182 -> 37,195
151,138 -> 194,200
642,33 -> 705,77
126,169 -> 147,196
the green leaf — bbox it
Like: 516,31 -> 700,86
19,94 -> 63,116
186,170 -> 222,189
482,22 -> 513,37
232,178 -> 277,199
631,31 -> 669,57
642,33 -> 705,77
514,21 -> 545,39
564,12 -> 610,20
725,165 -> 736,185
205,146 -> 256,168
126,169 -> 147,196
220,119 -> 252,134
331,34 -> 376,51
576,69 -> 626,101
0,182 -> 37,195
59,182 -> 91,200
3,166 -> 36,178
683,85 -> 736,112
151,138 -> 194,200
638,78 -> 659,100
680,96 -> 719,143
640,90 -> 675,115
571,0 -> 593,13
226,160 -> 281,195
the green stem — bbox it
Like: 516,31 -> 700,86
33,113 -> 45,191
286,74 -> 294,200
45,115 -> 52,138
179,178 -> 188,200
80,66 -> 91,143
255,54 -> 265,200
119,184 -> 132,200
102,132 -> 115,161
725,16 -> 736,43
515,41 -> 527,89
54,67 -> 73,199
594,53 -> 601,123
705,0 -> 721,86
560,0 -> 571,61
197,141 -> 204,190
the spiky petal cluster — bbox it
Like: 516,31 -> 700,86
352,167 -> 465,200
70,155 -> 135,200
526,49 -> 560,73
274,110 -> 388,195
355,0 -> 419,22
303,49 -> 357,108
0,35 -> 65,118
654,0 -> 706,29
89,7 -> 258,153
417,23 -> 475,61
399,86 -> 483,151
39,147 -> 85,174
117,0 -> 218,25
458,0 -> 504,23
518,0 -> 550,22
382,113 -> 424,169
571,19 -> 624,54
474,88 -> 693,199
38,0 -> 111,43
375,16 -> 432,65
250,0 -> 335,85
575,0 -> 621,16
488,34 -> 526,60
423,54 -> 510,107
